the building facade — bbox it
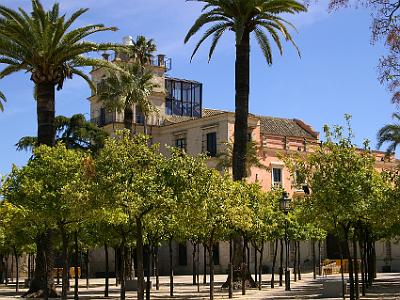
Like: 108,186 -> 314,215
87,36 -> 399,277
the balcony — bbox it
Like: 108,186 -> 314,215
91,111 -> 122,127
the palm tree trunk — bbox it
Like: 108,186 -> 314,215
24,231 -> 57,297
124,105 -> 133,133
230,29 -> 250,286
24,82 -> 57,297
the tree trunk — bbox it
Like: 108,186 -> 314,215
13,247 -> 19,293
24,231 -> 58,298
136,219 -> 145,300
104,244 -> 109,297
169,239 -> 174,297
192,242 -> 197,285
11,254 -> 13,283
85,250 -> 89,289
230,28 -> 250,286
359,238 -> 366,296
353,236 -> 359,300
209,245 -> 215,300
120,243 -> 126,300
154,247 -> 160,290
196,244 -> 200,293
5,255 -> 8,285
0,253 -> 4,284
61,229 -> 69,300
258,245 -> 264,290
279,239 -> 283,286
318,240 -> 322,276
271,239 -> 278,289
203,244 -> 206,284
254,245 -> 258,283
146,244 -> 151,300
346,237 -> 355,300
312,240 -> 316,280
297,241 -> 301,280
25,82 -> 57,298
294,241 -> 297,282
114,247 -> 118,287
124,105 -> 133,133
74,231 -> 79,300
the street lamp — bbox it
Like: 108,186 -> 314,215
280,191 -> 292,291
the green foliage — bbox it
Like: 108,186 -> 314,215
16,114 -> 108,154
184,0 -> 306,64
0,90 -> 6,111
2,143 -> 92,233
217,140 -> 269,176
377,112 -> 400,153
0,0 -> 123,90
97,63 -> 159,122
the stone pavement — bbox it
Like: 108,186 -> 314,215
0,273 -> 399,299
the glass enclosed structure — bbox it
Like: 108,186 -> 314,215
165,78 -> 202,118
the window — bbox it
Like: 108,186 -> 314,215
175,138 -> 187,151
178,243 -> 187,266
136,106 -> 144,125
165,78 -> 202,118
272,168 -> 282,187
213,243 -> 220,265
100,108 -> 106,126
206,132 -> 217,157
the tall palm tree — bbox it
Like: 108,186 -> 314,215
0,1 -> 122,296
0,0 -> 121,147
185,0 -> 306,285
377,112 -> 400,153
0,90 -> 6,112
97,63 -> 159,135
16,114 -> 108,154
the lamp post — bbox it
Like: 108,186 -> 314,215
280,191 -> 291,291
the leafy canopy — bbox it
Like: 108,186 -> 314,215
184,0 -> 306,64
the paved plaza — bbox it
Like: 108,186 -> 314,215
0,273 -> 399,299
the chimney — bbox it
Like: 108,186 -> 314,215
157,54 -> 166,67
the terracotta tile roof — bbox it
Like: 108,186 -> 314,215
163,108 -> 227,125
259,116 -> 319,139
202,108 -> 226,117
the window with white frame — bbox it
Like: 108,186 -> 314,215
272,167 -> 283,187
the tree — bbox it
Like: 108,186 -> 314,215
131,35 -> 157,67
95,131 -> 172,300
285,117 -> 388,300
185,0 -> 306,283
16,114 -> 108,154
217,140 -> 268,176
0,1 -> 122,294
377,112 -> 400,153
0,90 -> 6,111
97,63 -> 159,135
2,144 -> 92,298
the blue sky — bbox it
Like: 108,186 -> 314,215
0,0 -> 396,175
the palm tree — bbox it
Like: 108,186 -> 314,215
16,114 -> 108,154
377,112 -> 400,153
97,63 -> 159,135
131,35 -> 157,67
0,1 -> 122,296
217,140 -> 269,176
185,0 -> 306,285
0,0 -> 121,147
0,90 -> 6,112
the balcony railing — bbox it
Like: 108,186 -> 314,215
91,113 -> 122,127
